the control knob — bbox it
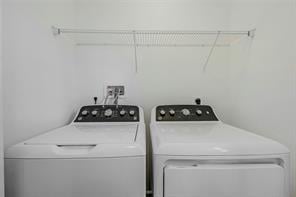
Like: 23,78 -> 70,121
120,110 -> 126,116
91,110 -> 98,116
196,109 -> 202,116
129,110 -> 135,116
159,110 -> 166,116
169,109 -> 175,116
181,109 -> 190,116
81,110 -> 88,116
104,109 -> 113,117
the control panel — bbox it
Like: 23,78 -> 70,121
156,105 -> 218,121
74,105 -> 139,122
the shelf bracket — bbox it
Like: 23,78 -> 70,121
248,28 -> 256,38
203,31 -> 221,72
132,31 -> 138,73
52,26 -> 61,36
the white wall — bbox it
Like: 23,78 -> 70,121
72,0 -> 234,117
0,0 -> 4,195
228,0 -> 296,196
2,0 -> 77,148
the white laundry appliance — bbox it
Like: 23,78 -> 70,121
5,104 -> 146,197
150,103 -> 290,197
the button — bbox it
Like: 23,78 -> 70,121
159,110 -> 166,116
181,109 -> 190,116
196,109 -> 202,116
120,110 -> 126,116
81,110 -> 88,116
104,109 -> 113,117
91,110 -> 98,116
206,111 -> 210,115
78,117 -> 83,121
129,110 -> 135,116
169,109 -> 175,116
157,116 -> 163,120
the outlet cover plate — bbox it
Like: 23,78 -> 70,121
106,85 -> 125,96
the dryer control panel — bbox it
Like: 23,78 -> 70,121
74,105 -> 139,122
156,105 -> 218,121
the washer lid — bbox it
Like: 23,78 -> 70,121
5,124 -> 146,159
25,124 -> 138,145
151,122 -> 289,156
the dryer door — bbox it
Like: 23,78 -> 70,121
164,163 -> 284,197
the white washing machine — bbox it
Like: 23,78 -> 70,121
150,104 -> 290,197
5,104 -> 146,197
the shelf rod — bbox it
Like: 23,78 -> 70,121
52,26 -> 254,37
76,43 -> 230,47
203,31 -> 220,71
136,31 -> 249,35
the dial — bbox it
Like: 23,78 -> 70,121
104,109 -> 113,117
181,108 -> 190,116
81,110 -> 88,116
120,110 -> 126,116
129,110 -> 135,116
196,109 -> 202,116
169,109 -> 175,116
91,110 -> 98,116
159,110 -> 166,116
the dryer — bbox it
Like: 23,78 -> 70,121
5,105 -> 146,197
150,104 -> 290,197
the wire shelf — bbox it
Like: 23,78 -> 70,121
52,26 -> 255,72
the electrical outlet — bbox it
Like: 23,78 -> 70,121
106,86 -> 125,96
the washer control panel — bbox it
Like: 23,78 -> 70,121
156,105 -> 218,121
74,105 -> 139,122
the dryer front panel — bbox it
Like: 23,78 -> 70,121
164,163 -> 284,197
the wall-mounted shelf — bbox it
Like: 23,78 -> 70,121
52,26 -> 255,72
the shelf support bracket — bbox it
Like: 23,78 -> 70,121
52,26 -> 61,36
248,28 -> 256,38
203,31 -> 220,72
132,31 -> 138,73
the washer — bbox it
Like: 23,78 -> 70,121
5,105 -> 146,197
150,104 -> 290,197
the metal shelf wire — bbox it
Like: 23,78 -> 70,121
52,26 -> 255,72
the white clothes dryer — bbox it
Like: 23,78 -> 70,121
150,104 -> 290,197
5,105 -> 146,197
